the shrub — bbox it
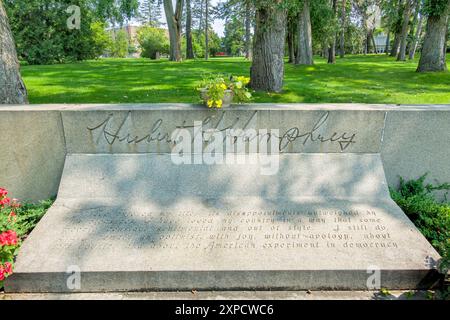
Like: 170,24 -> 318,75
137,26 -> 169,59
390,174 -> 450,274
90,21 -> 113,58
0,187 -> 53,288
109,30 -> 130,58
5,0 -> 105,65
0,188 -> 20,286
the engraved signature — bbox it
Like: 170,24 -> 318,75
86,111 -> 357,152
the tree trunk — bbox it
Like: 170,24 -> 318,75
250,4 -> 286,92
417,1 -> 450,72
328,0 -> 338,63
385,30 -> 391,54
322,44 -> 329,60
205,0 -> 209,60
163,0 -> 184,61
371,31 -> 377,54
198,0 -> 204,33
390,0 -> 404,57
0,1 -> 28,104
364,31 -> 369,54
406,0 -> 420,56
444,22 -> 449,56
390,33 -> 401,56
287,17 -> 295,63
362,11 -> 368,55
340,0 -> 347,58
397,0 -> 413,61
245,1 -> 252,59
295,0 -> 313,65
409,4 -> 424,59
186,0 -> 194,59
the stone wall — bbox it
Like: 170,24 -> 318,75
0,104 -> 449,201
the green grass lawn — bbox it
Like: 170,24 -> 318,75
21,54 -> 450,104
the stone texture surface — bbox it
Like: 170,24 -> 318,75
61,109 -> 384,154
0,111 -> 66,201
382,110 -> 450,201
1,104 -> 450,201
57,153 -> 391,200
5,154 -> 441,292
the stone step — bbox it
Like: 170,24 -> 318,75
5,154 -> 441,293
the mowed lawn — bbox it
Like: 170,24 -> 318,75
21,54 -> 450,104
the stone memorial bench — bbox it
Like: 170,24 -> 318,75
1,104 -> 448,293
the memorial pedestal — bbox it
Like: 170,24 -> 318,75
5,154 -> 441,292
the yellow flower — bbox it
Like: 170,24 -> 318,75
207,100 -> 214,108
220,83 -> 227,90
216,100 -> 223,108
235,81 -> 243,89
237,76 -> 250,85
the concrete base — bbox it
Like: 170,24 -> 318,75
0,290 -> 434,300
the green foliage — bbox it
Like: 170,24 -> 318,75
137,27 -> 170,59
390,174 -> 450,274
199,74 -> 230,108
223,16 -> 246,56
14,199 -> 54,239
198,73 -> 252,108
90,21 -> 113,58
0,187 -> 53,288
215,0 -> 251,56
1,190 -> 19,286
4,0 -> 138,65
310,0 -> 338,48
109,30 -> 129,58
4,0 -> 98,64
186,30 -> 222,58
381,0 -> 405,34
88,0 -> 139,25
423,0 -> 450,17
342,24 -> 366,54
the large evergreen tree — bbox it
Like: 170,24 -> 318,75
223,16 -> 245,55
138,0 -> 162,26
215,0 -> 254,59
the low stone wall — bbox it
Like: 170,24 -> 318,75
0,104 -> 449,201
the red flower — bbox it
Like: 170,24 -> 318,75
0,269 -> 5,281
0,230 -> 18,246
4,262 -> 13,275
0,196 -> 11,208
10,199 -> 21,208
0,188 -> 7,197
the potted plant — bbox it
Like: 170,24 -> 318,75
198,74 -> 252,108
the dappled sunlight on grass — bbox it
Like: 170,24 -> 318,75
21,54 -> 450,104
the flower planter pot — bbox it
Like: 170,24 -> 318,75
200,88 -> 234,108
